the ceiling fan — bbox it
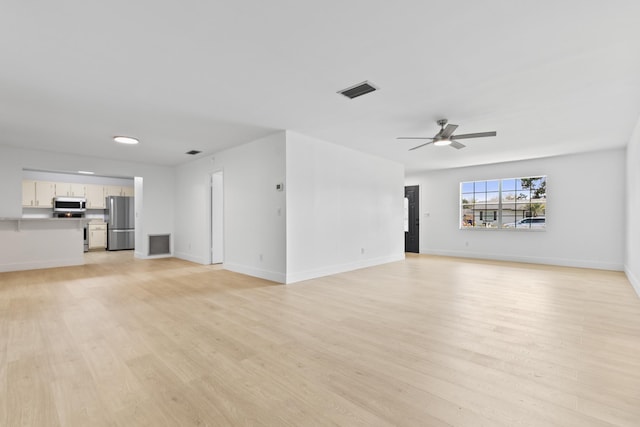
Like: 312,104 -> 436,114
397,119 -> 497,150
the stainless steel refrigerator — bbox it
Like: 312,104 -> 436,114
106,196 -> 135,250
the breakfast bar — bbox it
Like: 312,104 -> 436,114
0,217 -> 86,273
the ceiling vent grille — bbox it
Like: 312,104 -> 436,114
338,81 -> 378,99
186,150 -> 201,155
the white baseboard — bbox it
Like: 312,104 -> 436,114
174,251 -> 208,264
134,252 -> 173,260
224,262 -> 286,284
420,249 -> 624,271
0,257 -> 84,273
285,253 -> 405,284
625,265 -> 640,298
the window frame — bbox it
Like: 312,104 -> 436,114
460,175 -> 546,231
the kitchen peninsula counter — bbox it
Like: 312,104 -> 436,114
0,217 -> 87,272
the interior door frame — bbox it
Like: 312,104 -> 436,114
209,170 -> 224,264
404,185 -> 420,253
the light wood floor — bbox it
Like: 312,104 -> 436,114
1,252 -> 639,426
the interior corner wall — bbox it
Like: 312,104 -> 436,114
173,132 -> 287,283
405,148 -> 626,271
626,119 -> 640,296
285,131 -> 405,284
0,144 -> 175,259
134,177 -> 145,259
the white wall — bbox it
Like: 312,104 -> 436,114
174,132 -> 287,282
285,131 -> 405,283
0,145 -> 175,259
174,130 -> 405,284
406,148 -> 626,271
626,119 -> 640,296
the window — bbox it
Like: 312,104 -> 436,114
460,176 -> 546,230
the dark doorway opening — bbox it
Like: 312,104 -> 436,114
405,185 -> 419,253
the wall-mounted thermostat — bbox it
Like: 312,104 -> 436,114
276,183 -> 284,191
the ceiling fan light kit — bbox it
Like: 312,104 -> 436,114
397,119 -> 496,151
433,139 -> 452,146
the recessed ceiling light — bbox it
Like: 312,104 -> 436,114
78,170 -> 95,175
113,136 -> 139,145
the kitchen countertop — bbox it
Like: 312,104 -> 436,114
0,217 -> 89,231
0,217 -> 88,221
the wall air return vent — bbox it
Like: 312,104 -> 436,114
338,81 -> 378,99
148,234 -> 171,256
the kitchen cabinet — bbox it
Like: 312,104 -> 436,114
22,180 -> 57,208
105,185 -> 121,197
105,185 -> 134,197
85,184 -> 106,209
22,179 -> 132,210
22,180 -> 36,207
35,181 -> 56,208
55,182 -> 85,197
88,223 -> 107,250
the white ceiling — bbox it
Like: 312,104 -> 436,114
2,1 -> 640,173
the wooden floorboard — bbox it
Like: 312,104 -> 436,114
1,252 -> 639,426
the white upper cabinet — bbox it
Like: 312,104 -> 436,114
22,179 -> 133,210
105,185 -> 134,197
85,184 -> 106,209
122,186 -> 134,197
35,181 -> 56,207
55,182 -> 86,197
104,185 -> 122,197
22,180 -> 36,207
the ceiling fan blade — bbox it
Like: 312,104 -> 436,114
449,140 -> 466,150
440,124 -> 458,138
409,141 -> 434,151
396,137 -> 435,140
452,131 -> 497,140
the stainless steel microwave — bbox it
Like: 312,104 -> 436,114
53,197 -> 86,212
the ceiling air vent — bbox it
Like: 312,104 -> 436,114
338,81 -> 378,99
186,150 -> 201,155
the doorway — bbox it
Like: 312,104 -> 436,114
210,171 -> 224,264
404,185 -> 419,253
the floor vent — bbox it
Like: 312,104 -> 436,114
337,81 -> 378,99
149,234 -> 171,256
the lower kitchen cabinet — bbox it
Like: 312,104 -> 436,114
88,224 -> 107,250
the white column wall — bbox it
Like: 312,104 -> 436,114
174,132 -> 287,282
285,131 -> 405,284
626,119 -> 640,296
406,148 -> 626,271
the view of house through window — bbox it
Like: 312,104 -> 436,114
461,176 -> 546,229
